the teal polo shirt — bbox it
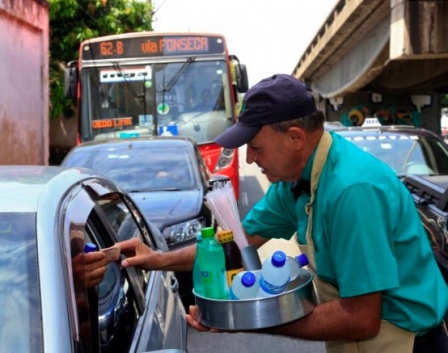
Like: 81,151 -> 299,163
243,132 -> 448,333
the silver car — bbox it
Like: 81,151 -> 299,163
0,166 -> 186,353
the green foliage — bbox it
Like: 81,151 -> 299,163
442,94 -> 448,107
49,0 -> 153,119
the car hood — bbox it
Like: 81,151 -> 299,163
129,189 -> 203,229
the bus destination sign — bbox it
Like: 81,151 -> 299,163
82,35 -> 226,60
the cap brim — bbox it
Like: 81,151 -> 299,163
214,124 -> 261,148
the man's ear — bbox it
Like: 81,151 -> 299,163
288,127 -> 306,150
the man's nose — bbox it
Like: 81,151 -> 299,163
246,148 -> 256,164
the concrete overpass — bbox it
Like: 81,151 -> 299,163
292,0 -> 448,100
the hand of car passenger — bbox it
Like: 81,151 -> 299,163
118,237 -> 157,271
84,251 -> 108,288
72,251 -> 107,289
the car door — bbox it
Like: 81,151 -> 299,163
60,177 -> 186,353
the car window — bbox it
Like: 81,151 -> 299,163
0,213 -> 43,353
62,184 -> 151,352
93,193 -> 149,296
84,216 -> 141,353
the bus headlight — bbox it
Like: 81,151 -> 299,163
215,148 -> 234,170
162,217 -> 205,247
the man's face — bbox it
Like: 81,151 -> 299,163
246,125 -> 304,183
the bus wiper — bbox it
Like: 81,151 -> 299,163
112,62 -> 144,99
162,57 -> 196,93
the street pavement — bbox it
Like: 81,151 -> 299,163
187,327 -> 325,353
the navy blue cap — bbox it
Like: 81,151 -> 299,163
214,74 -> 316,148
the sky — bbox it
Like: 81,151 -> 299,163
151,0 -> 339,87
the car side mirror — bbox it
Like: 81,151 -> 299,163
208,174 -> 230,191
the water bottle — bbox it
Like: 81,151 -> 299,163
230,271 -> 259,300
287,254 -> 309,281
84,242 -> 98,253
192,232 -> 204,296
259,250 -> 290,295
217,230 -> 243,287
196,227 -> 229,299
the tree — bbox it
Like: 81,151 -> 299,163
442,94 -> 448,107
48,0 -> 153,119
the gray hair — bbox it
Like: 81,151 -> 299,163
269,110 -> 325,132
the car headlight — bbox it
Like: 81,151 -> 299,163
162,217 -> 206,247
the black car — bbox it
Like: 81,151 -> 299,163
61,136 -> 227,308
331,124 -> 448,178
403,174 -> 448,323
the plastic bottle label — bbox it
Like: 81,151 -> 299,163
225,268 -> 243,287
259,277 -> 288,295
201,269 -> 229,299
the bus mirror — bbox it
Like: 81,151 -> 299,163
235,64 -> 249,93
64,62 -> 78,100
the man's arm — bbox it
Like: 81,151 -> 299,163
187,291 -> 383,341
118,229 -> 270,272
260,292 -> 382,341
245,230 -> 270,248
119,238 -> 197,271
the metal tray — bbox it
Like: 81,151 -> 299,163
194,268 -> 316,330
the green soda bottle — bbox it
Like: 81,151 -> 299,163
192,232 -> 204,296
197,227 -> 229,299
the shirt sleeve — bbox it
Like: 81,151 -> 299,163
243,182 -> 297,240
323,183 -> 400,297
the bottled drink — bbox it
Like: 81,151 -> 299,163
192,232 -> 204,296
287,254 -> 309,281
259,250 -> 290,295
217,230 -> 243,287
230,271 -> 259,300
196,227 -> 229,299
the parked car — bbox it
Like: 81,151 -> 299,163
0,166 -> 186,353
330,124 -> 448,178
403,174 -> 448,322
61,136 -> 227,308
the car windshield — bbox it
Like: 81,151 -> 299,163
340,132 -> 448,177
65,145 -> 199,191
0,213 -> 42,352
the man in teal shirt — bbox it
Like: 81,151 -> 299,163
214,74 -> 448,352
243,130 -> 445,334
117,74 -> 448,352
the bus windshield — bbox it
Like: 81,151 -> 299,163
79,60 -> 233,144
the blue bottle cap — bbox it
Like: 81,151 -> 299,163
271,250 -> 286,267
296,254 -> 309,267
241,272 -> 256,287
84,242 -> 98,253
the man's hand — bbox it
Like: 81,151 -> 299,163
186,305 -> 216,332
187,305 -> 236,334
117,237 -> 157,271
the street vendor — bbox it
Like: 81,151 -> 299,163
117,74 -> 448,353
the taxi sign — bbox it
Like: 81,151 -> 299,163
362,117 -> 382,127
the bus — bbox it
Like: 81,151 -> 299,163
65,32 -> 249,199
